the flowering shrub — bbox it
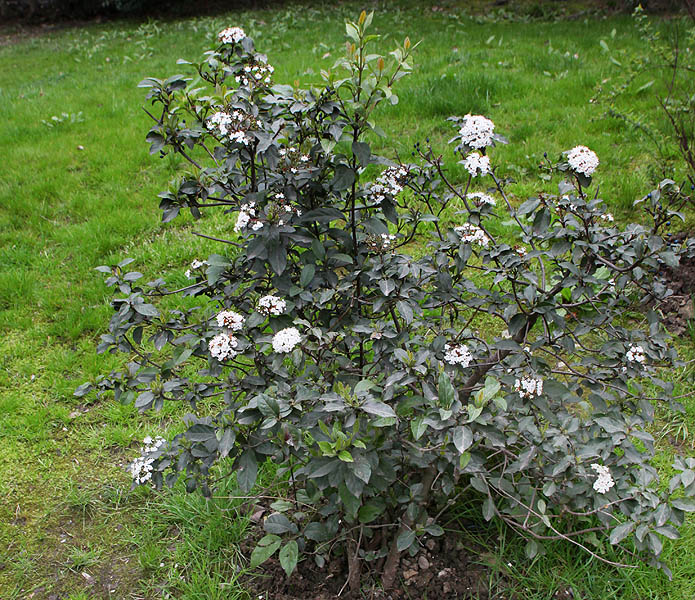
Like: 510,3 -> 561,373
79,11 -> 695,591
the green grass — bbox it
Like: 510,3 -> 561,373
1,1 -> 694,598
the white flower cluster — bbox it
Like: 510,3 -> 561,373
277,148 -> 310,176
368,233 -> 397,251
443,343 -> 473,367
235,62 -> 274,87
206,111 -> 235,136
454,223 -> 490,247
279,148 -> 311,164
258,295 -> 286,316
600,213 -> 614,223
185,258 -> 207,278
370,166 -> 409,205
462,152 -> 491,177
216,310 -> 245,331
380,233 -> 397,248
272,327 -> 301,353
206,110 -> 257,145
234,201 -> 263,232
128,436 -> 166,485
209,332 -> 238,361
514,245 -> 528,258
280,203 -> 302,217
514,376 -> 544,399
468,191 -> 496,206
626,344 -> 646,364
218,26 -> 246,44
274,193 -> 302,226
591,463 -> 615,494
567,145 -> 599,177
458,114 -> 495,149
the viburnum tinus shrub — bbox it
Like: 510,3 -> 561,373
78,12 -> 695,592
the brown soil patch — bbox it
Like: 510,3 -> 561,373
243,531 -> 512,600
657,234 -> 695,335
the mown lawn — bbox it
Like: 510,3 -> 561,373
1,2 -> 694,598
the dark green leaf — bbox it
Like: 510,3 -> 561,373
300,264 -> 316,287
218,428 -> 236,458
425,523 -> 444,536
134,302 -> 159,317
517,198 -> 540,215
525,540 -> 539,559
362,400 -> 396,418
657,250 -> 678,269
396,529 -> 416,552
278,541 -> 299,577
237,450 -> 258,493
358,500 -> 384,524
135,391 -> 154,410
610,522 -> 634,545
250,534 -> 281,568
186,423 -> 216,442
482,497 -> 495,521
352,142 -> 371,167
452,426 -> 473,454
301,207 -> 346,224
379,279 -> 395,296
671,498 -> 695,512
339,482 -> 361,518
74,382 -> 93,398
268,243 -> 287,276
305,522 -> 328,542
332,164 -> 356,191
352,458 -> 372,484
264,512 -> 297,535
595,417 -> 624,434
438,371 -> 455,410
396,300 -> 413,324
411,416 -> 427,440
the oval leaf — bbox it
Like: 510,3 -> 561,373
250,535 -> 281,568
278,540 -> 299,577
362,400 -> 396,418
396,529 -> 416,552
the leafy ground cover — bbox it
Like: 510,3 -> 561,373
1,2 -> 694,598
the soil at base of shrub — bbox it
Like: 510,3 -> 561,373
656,233 -> 695,335
241,531 -> 512,600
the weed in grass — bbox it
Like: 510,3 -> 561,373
657,402 -> 694,450
137,539 -> 166,571
100,484 -> 128,509
41,111 -> 85,128
66,592 -> 92,600
67,545 -> 102,572
63,483 -> 101,520
6,550 -> 35,583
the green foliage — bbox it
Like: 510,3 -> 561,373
594,7 -> 695,182
79,10 -> 695,591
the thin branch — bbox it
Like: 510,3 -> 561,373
192,231 -> 243,247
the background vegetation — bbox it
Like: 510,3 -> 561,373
1,1 -> 693,598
